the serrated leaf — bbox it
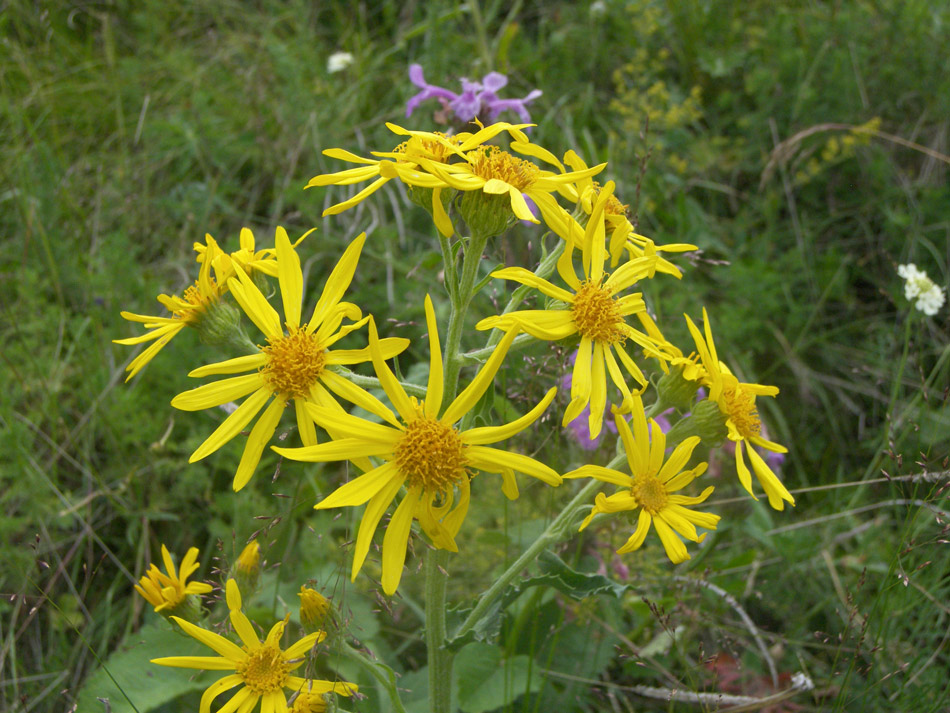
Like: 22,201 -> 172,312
76,622 -> 212,713
448,551 -> 629,649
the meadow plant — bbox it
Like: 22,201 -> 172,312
116,117 -> 801,712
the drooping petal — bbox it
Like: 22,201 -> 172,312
652,515 -> 690,563
381,487 -> 420,595
315,462 -> 402,510
747,443 -> 795,510
232,396 -> 287,491
462,387 -> 556,445
734,441 -> 757,499
616,510 -> 652,554
466,446 -> 561,486
352,473 -> 406,579
587,342 -> 607,440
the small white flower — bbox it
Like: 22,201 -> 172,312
898,263 -> 945,316
327,51 -> 354,73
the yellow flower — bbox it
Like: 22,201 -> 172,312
134,545 -> 212,614
407,140 -> 603,237
196,227 -> 314,281
565,402 -> 719,563
307,121 -> 528,235
274,295 -> 561,595
685,308 -> 794,510
170,229 -> 409,491
558,150 -> 696,273
152,579 -> 356,713
477,182 -> 668,439
115,235 -> 228,381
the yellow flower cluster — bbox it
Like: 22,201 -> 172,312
117,119 -> 794,604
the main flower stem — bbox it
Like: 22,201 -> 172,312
425,548 -> 452,713
426,231 -> 490,713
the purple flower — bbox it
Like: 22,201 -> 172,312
406,64 -> 541,124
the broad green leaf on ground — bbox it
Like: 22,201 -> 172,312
454,642 -> 542,713
76,622 -> 212,713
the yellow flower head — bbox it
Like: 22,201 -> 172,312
170,229 -> 409,491
152,579 -> 356,713
115,235 -> 228,381
685,308 -> 794,510
477,182 -> 670,439
559,150 -> 696,273
274,295 -> 561,594
565,400 -> 719,563
196,227 -> 314,281
307,121 -> 529,236
134,545 -> 212,616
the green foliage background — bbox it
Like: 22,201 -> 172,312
1,1 -> 948,711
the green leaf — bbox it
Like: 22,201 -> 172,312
76,621 -> 213,713
454,643 -> 542,713
448,551 -> 629,650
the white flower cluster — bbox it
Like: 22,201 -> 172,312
897,263 -> 946,316
327,51 -> 354,73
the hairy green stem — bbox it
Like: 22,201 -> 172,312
425,548 -> 452,713
453,468 -> 616,641
442,233 -> 490,402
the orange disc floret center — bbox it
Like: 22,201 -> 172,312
394,415 -> 467,492
572,282 -> 625,344
261,325 -> 326,399
470,146 -> 539,190
236,644 -> 290,694
632,475 -> 668,515
721,386 -> 761,439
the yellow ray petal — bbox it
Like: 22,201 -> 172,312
652,515 -> 690,563
488,268 -> 574,303
616,510 -> 652,553
657,436 -> 700,483
149,655 -> 235,670
323,177 -> 392,215
294,399 -> 317,447
352,473 -> 406,579
315,462 -> 402,510
381,487 -> 420,595
441,327 -> 519,425
466,446 -> 561,486
233,396 -> 287,491
307,233 -> 366,328
317,371 -> 401,427
587,343 -> 607,440
188,387 -> 272,463
368,317 -> 416,423
747,443 -> 795,509
274,438 -> 393,463
423,295 -> 443,418
188,354 -> 267,378
275,227 -> 303,329
462,387 -> 556,445
734,440 -> 757,499
229,269 -> 281,337
168,616 -> 246,661
562,464 -> 631,487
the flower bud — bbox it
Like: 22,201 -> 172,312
656,365 -> 701,412
196,301 -> 250,350
664,400 -> 728,448
298,586 -> 331,632
457,190 -> 516,238
233,540 -> 261,594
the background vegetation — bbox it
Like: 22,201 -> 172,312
1,0 -> 948,711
